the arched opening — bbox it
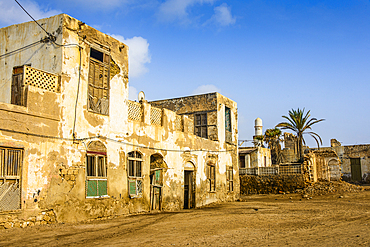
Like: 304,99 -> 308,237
184,161 -> 196,209
86,141 -> 107,198
150,154 -> 166,211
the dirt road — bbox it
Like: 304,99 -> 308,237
1,191 -> 370,246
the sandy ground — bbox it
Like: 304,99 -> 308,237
1,190 -> 370,247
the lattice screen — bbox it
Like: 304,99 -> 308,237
24,66 -> 59,92
175,115 -> 183,131
150,107 -> 162,126
0,182 -> 20,212
128,100 -> 142,121
188,119 -> 194,134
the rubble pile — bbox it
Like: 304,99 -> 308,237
296,181 -> 364,195
240,175 -> 306,195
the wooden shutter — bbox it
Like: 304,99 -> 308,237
86,180 -> 98,197
128,179 -> 137,196
97,180 -> 107,196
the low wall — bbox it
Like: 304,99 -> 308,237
240,174 -> 306,194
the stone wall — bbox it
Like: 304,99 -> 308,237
240,174 -> 306,194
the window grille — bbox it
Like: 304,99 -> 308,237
11,66 -> 59,106
175,115 -> 184,131
24,66 -> 59,92
0,147 -> 22,212
128,100 -> 142,121
128,151 -> 143,197
150,107 -> 162,126
188,119 -> 194,134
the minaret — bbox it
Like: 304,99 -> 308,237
253,117 -> 263,147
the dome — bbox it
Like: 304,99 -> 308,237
255,117 -> 262,127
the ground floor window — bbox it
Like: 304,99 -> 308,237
0,147 -> 22,211
128,151 -> 143,198
226,167 -> 233,192
86,141 -> 108,198
206,163 -> 216,192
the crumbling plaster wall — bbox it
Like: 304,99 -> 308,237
0,14 -> 64,103
125,101 -> 238,210
0,14 -> 239,227
331,145 -> 370,183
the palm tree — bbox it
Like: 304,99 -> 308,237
264,128 -> 284,165
276,108 -> 324,162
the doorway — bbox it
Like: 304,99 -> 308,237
184,170 -> 195,209
350,158 -> 362,182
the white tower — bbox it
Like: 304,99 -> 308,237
253,117 -> 263,147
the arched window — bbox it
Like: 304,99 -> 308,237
86,141 -> 108,198
127,151 -> 143,197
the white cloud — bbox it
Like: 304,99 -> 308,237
0,0 -> 60,27
128,86 -> 138,101
110,34 -> 151,78
158,0 -> 215,23
211,3 -> 236,26
192,84 -> 221,95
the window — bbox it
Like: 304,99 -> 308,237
206,163 -> 216,192
0,147 -> 22,182
86,141 -> 108,198
11,66 -> 27,106
225,107 -> 232,143
0,147 -> 23,211
88,48 -> 110,115
239,155 -> 245,168
226,167 -> 233,192
195,113 -> 207,138
128,151 -> 143,197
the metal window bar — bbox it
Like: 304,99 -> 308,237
0,147 -> 22,212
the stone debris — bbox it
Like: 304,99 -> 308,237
295,181 -> 364,196
0,210 -> 56,230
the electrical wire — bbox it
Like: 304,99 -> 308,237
15,0 -> 54,39
0,40 -> 42,59
14,0 -> 81,49
0,127 -> 234,153
72,46 -> 82,139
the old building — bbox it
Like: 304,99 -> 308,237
0,14 -> 239,227
238,118 -> 271,171
314,139 -> 370,183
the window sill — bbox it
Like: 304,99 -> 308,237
86,195 -> 110,199
129,194 -> 143,199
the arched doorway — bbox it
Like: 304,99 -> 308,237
150,154 -> 167,211
184,162 -> 195,209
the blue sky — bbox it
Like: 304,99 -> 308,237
1,0 -> 369,147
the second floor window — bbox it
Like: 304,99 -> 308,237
195,113 -> 207,138
88,48 -> 110,115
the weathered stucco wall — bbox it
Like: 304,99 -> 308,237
0,15 -> 64,103
332,144 -> 370,183
310,141 -> 370,183
0,14 -> 239,229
